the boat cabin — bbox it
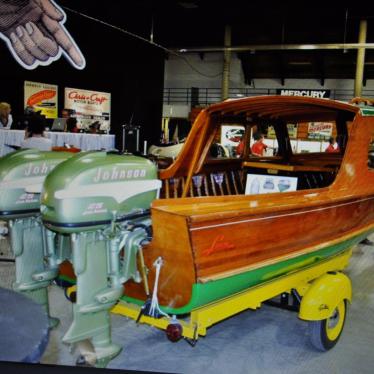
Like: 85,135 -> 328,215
157,96 -> 373,199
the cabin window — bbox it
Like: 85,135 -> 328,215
241,119 -> 345,193
159,104 -> 354,200
369,139 -> 374,169
235,125 -> 277,159
210,124 -> 245,158
283,122 -> 337,154
247,121 -> 339,155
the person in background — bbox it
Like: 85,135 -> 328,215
251,132 -> 269,157
66,117 -> 79,133
325,137 -> 340,153
20,115 -> 52,151
24,106 -> 35,115
0,102 -> 12,128
61,108 -> 71,119
62,108 -> 76,118
89,121 -> 101,134
236,137 -> 245,157
24,105 -> 37,126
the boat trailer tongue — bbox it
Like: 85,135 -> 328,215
0,149 -> 73,327
40,152 -> 161,367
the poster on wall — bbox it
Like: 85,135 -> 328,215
268,124 -> 297,139
220,125 -> 245,146
308,122 -> 333,140
24,81 -> 58,118
245,174 -> 298,195
220,125 -> 245,157
65,87 -> 111,131
24,81 -> 57,118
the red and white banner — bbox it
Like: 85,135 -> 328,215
308,122 -> 333,139
65,87 -> 111,131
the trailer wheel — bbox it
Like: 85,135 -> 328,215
309,299 -> 347,351
64,285 -> 77,303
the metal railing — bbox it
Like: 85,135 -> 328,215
163,87 -> 374,106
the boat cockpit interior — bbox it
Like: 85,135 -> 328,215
158,98 -> 361,199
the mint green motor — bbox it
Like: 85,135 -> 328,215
41,151 -> 160,233
0,149 -> 72,218
40,152 -> 161,367
0,149 -> 73,326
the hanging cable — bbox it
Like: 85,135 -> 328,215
150,14 -> 154,43
343,8 -> 349,53
62,6 -> 222,78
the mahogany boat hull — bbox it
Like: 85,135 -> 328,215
122,239 -> 358,315
123,193 -> 373,313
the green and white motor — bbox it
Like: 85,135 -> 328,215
0,149 -> 73,326
40,151 -> 161,367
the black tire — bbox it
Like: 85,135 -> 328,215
309,300 -> 347,351
64,286 -> 77,303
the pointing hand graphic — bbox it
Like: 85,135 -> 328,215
0,0 -> 85,69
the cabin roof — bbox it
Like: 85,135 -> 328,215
205,95 -> 360,123
160,96 -> 362,179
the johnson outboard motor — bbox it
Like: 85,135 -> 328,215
0,149 -> 73,326
40,151 -> 161,366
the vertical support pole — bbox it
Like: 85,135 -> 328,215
221,25 -> 231,101
136,127 -> 140,152
354,20 -> 367,98
122,125 -> 126,153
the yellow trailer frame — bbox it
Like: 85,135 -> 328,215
112,248 -> 352,346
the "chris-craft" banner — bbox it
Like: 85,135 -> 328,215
65,87 -> 111,131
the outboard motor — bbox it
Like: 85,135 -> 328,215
40,151 -> 161,366
0,149 -> 73,326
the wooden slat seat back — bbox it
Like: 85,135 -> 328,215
159,159 -> 244,198
160,170 -> 244,198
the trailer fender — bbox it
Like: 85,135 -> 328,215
299,272 -> 352,321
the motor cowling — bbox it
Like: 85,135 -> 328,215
0,149 -> 73,219
41,151 -> 161,233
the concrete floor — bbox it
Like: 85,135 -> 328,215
1,237 -> 374,373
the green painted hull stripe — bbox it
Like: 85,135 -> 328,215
57,274 -> 76,284
121,231 -> 368,314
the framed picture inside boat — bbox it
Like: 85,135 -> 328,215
245,173 -> 298,194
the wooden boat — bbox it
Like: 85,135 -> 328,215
42,95 -> 373,364
122,95 -> 374,313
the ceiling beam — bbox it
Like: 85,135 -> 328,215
176,43 -> 374,53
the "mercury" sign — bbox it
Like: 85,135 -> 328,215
276,89 -> 331,98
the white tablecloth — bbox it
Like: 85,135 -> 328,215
0,129 -> 115,156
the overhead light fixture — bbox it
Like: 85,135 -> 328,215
178,2 -> 199,9
298,44 -> 318,50
288,61 -> 313,65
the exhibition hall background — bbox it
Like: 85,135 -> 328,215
0,0 -> 165,150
